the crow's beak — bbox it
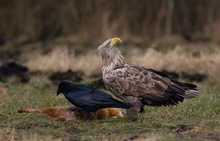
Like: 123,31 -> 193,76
57,89 -> 61,96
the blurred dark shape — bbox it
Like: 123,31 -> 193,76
168,124 -> 194,132
0,37 -> 5,45
161,70 -> 207,82
89,75 -> 105,89
161,70 -> 179,80
182,34 -> 211,43
182,34 -> 193,42
181,72 -> 207,82
0,50 -> 21,61
0,61 -> 29,83
11,37 -> 34,47
48,69 -> 83,85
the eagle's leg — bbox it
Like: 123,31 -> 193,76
124,96 -> 144,115
126,104 -> 144,115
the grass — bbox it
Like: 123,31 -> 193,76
0,40 -> 220,140
0,71 -> 219,141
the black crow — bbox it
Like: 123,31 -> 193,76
57,81 -> 133,121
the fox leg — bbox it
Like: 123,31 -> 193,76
18,108 -> 39,113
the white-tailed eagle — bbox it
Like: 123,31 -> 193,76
98,37 -> 200,114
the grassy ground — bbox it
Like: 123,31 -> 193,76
0,39 -> 220,141
0,76 -> 219,141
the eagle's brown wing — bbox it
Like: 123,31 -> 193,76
103,64 -> 199,106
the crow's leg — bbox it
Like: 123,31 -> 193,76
69,107 -> 84,115
140,105 -> 145,113
82,112 -> 90,122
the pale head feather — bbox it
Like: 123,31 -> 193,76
98,37 -> 124,73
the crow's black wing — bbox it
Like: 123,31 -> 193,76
65,84 -> 130,112
65,85 -> 112,108
69,84 -> 112,99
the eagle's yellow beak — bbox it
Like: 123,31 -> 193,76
110,37 -> 122,47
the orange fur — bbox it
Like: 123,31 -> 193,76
90,108 -> 124,119
18,106 -> 124,121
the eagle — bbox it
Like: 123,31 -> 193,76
98,37 -> 200,114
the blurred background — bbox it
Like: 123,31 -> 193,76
1,0 -> 220,43
0,0 -> 220,84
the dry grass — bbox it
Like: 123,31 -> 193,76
128,133 -> 160,141
130,46 -> 220,77
26,46 -> 101,76
0,85 -> 7,95
182,122 -> 207,134
0,128 -> 62,141
21,135 -> 62,141
0,85 -> 8,102
26,45 -> 220,79
0,128 -> 16,141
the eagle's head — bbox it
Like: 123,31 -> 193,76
97,37 -> 124,71
97,37 -> 122,54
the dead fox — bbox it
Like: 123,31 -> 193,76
18,106 -> 124,121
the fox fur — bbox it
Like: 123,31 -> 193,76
18,105 -> 124,121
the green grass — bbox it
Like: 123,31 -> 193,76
0,74 -> 220,141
